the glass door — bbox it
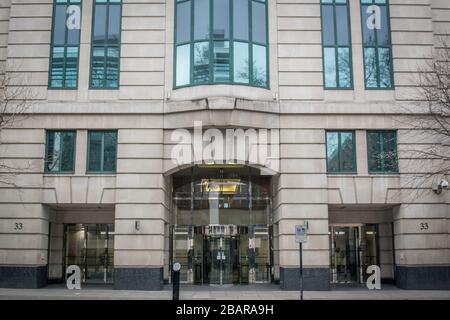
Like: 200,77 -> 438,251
64,224 -> 114,284
203,235 -> 239,285
330,226 -> 359,283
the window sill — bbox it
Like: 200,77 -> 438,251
169,83 -> 274,102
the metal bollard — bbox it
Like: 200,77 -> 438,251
172,262 -> 181,300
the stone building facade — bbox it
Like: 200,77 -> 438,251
0,0 -> 449,290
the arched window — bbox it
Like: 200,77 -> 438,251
174,0 -> 268,88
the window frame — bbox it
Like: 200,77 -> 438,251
326,130 -> 357,174
48,0 -> 83,90
366,130 -> 399,174
173,0 -> 270,89
359,0 -> 395,90
89,0 -> 122,90
320,0 -> 354,90
86,130 -> 118,174
44,130 -> 77,174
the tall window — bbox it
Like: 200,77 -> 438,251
49,0 -> 82,89
87,131 -> 117,173
90,0 -> 122,89
174,0 -> 269,88
45,131 -> 76,173
367,130 -> 398,173
321,0 -> 353,89
326,131 -> 357,173
360,0 -> 393,89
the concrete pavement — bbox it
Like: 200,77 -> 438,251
0,284 -> 449,300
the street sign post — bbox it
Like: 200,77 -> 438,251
295,224 -> 308,300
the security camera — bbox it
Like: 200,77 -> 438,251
432,179 -> 449,194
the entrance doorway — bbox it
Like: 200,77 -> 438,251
171,165 -> 273,285
329,224 -> 379,284
193,225 -> 249,285
64,224 -> 114,284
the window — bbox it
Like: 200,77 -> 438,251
367,130 -> 398,173
174,0 -> 268,88
49,0 -> 82,89
321,0 -> 353,89
326,131 -> 357,173
90,0 -> 122,89
45,131 -> 76,173
87,131 -> 117,173
360,0 -> 393,89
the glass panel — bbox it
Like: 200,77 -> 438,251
93,4 -> 107,45
254,227 -> 270,282
65,224 -> 114,284
65,47 -> 79,88
176,1 -> 191,44
340,132 -> 355,172
252,44 -> 267,87
213,0 -> 230,39
107,4 -> 121,45
335,5 -> 349,46
46,132 -> 61,172
106,47 -> 119,87
377,5 -> 390,46
364,47 -> 378,88
213,41 -> 230,82
193,41 -> 210,84
331,227 -> 358,283
361,225 -> 378,281
88,131 -> 103,172
337,47 -> 351,87
367,131 -> 382,172
50,47 -> 65,88
378,47 -> 392,88
67,5 -> 81,45
174,226 -> 190,282
103,131 -> 117,172
361,5 -> 376,46
321,5 -> 335,46
53,5 -> 67,46
383,131 -> 398,172
324,47 -> 337,87
91,47 -> 106,87
326,131 -> 339,172
60,131 -> 75,172
65,225 -> 85,278
85,224 -> 108,283
233,42 -> 249,83
252,1 -> 266,44
194,0 -> 209,40
233,0 -> 248,41
176,44 -> 191,86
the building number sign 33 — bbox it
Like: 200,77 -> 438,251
14,222 -> 23,231
419,222 -> 429,231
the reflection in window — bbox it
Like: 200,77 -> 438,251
45,131 -> 76,173
360,0 -> 393,88
320,0 -> 352,89
174,0 -> 268,88
49,0 -> 82,89
327,131 -> 356,173
367,130 -> 398,173
194,42 -> 210,83
90,0 -> 122,88
87,131 -> 117,173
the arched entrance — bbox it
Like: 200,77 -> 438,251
170,165 -> 273,285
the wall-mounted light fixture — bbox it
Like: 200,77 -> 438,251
135,220 -> 141,231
